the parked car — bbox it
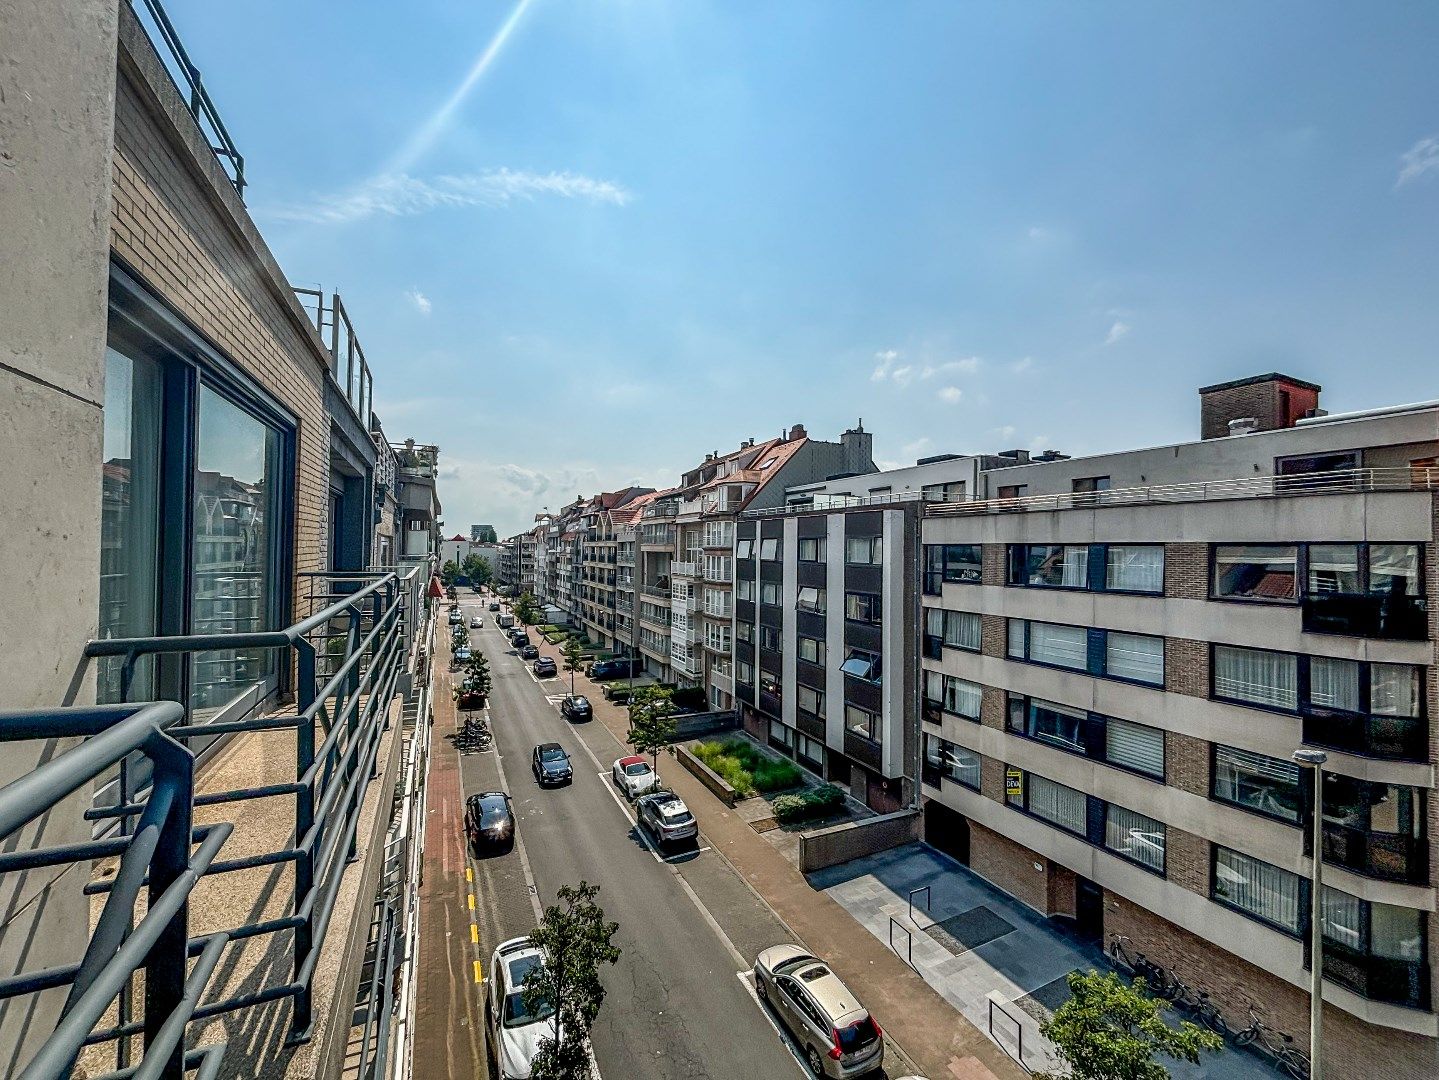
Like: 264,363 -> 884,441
560,694 -> 592,722
636,792 -> 697,846
510,630 -> 530,646
465,791 -> 514,855
612,755 -> 657,799
589,657 -> 640,681
454,646 -> 472,663
531,743 -> 573,786
533,656 -> 557,677
519,643 -> 539,661
753,946 -> 884,1078
470,616 -> 484,628
486,937 -> 557,1080
489,602 -> 502,612
448,610 -> 462,625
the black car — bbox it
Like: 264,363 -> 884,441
519,643 -> 539,661
589,658 -> 639,681
533,656 -> 557,677
532,743 -> 573,786
509,630 -> 530,647
488,602 -> 501,612
560,694 -> 592,722
465,791 -> 514,855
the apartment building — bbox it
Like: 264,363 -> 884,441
733,495 -> 922,812
919,375 -> 1438,1077
576,488 -> 654,651
2,2 -> 434,1077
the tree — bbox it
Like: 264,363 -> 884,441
626,685 -> 677,776
561,637 -> 585,696
463,554 -> 493,588
1036,970 -> 1223,1080
513,591 -> 541,627
522,881 -> 621,1080
440,559 -> 460,587
455,650 -> 491,708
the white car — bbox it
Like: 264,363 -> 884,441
612,755 -> 658,799
636,792 -> 697,845
486,936 -> 558,1080
470,616 -> 484,628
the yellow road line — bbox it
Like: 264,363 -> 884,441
465,867 -> 473,883
471,923 -> 479,944
473,959 -> 483,984
467,892 -> 476,911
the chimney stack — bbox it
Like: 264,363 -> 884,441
1198,373 -> 1321,440
788,423 -> 808,441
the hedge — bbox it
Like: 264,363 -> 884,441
771,784 -> 846,824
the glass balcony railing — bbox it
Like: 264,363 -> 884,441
1301,593 -> 1428,640
1302,707 -> 1427,762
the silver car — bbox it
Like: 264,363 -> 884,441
753,945 -> 884,1078
636,792 -> 697,846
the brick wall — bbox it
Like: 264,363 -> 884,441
111,70 -> 332,627
1047,862 -> 1077,918
1166,827 -> 1209,896
1166,731 -> 1209,797
980,686 -> 1006,729
981,544 -> 1006,586
980,756 -> 1006,802
1105,892 -> 1435,1079
1164,542 -> 1209,600
970,820 -> 1049,912
1199,378 -> 1319,440
1165,637 -> 1209,697
981,614 -> 1008,658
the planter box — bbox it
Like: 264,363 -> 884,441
677,745 -> 739,808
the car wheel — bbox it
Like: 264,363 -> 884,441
805,1046 -> 825,1078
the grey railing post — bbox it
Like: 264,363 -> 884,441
145,738 -> 194,1080
290,638 -> 317,1044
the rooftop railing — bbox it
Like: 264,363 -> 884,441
745,489 -> 929,517
0,567 -> 423,1079
927,467 -> 1439,517
129,0 -> 246,195
294,289 -> 374,426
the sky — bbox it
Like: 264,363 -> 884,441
165,0 -> 1439,538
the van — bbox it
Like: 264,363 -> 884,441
497,613 -> 515,629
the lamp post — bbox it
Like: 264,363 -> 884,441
1293,747 -> 1328,1080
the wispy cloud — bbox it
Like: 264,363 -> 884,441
1027,225 -> 1052,242
1010,357 -> 1034,374
406,288 -> 432,316
937,386 -> 963,404
1104,320 -> 1131,346
1396,135 -> 1439,188
871,349 -> 980,388
268,169 -> 632,225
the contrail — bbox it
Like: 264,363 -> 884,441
384,0 -> 537,176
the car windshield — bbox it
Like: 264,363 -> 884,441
624,763 -> 651,776
502,956 -> 556,1028
773,954 -> 821,977
540,748 -> 566,763
837,1016 -> 879,1052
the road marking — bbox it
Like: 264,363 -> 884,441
735,970 -> 810,1077
465,867 -> 473,883
474,959 -> 483,984
491,735 -> 546,923
471,923 -> 479,944
467,893 -> 475,911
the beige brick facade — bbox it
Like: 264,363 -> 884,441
1165,636 -> 1209,697
970,820 -> 1048,912
1165,826 -> 1209,896
981,543 -> 1006,586
980,613 -> 1008,658
980,685 -> 1006,730
1164,541 -> 1209,599
1166,730 -> 1209,797
110,66 -> 333,627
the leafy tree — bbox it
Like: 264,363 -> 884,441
1036,970 -> 1223,1080
522,881 -> 621,1080
561,637 -> 585,696
626,685 -> 677,776
460,650 -> 491,702
440,559 -> 460,587
462,553 -> 493,588
513,591 -> 541,627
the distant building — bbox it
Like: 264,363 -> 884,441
471,523 -> 498,543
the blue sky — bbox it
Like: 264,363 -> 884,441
168,0 -> 1439,537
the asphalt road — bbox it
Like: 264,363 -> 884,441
454,595 -> 807,1080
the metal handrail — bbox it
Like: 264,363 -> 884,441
745,489 -> 931,516
928,466 -> 1439,517
129,0 -> 246,196
0,702 -> 230,1079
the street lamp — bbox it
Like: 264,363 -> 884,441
1292,747 -> 1328,1080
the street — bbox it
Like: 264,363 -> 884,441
447,592 -> 826,1080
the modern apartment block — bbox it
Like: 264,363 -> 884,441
918,375 -> 1438,1077
577,489 -> 654,651
1,2 -> 436,1076
732,496 -> 923,812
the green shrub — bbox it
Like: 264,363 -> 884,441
751,757 -> 803,792
671,686 -> 708,712
771,783 -> 847,823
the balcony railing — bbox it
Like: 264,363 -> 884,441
1302,707 -> 1427,762
926,466 -> 1439,517
294,288 -> 374,427
1317,940 -> 1431,1011
1316,823 -> 1428,885
1301,593 -> 1428,641
641,584 -> 671,601
1,567 -> 422,1079
671,560 -> 698,579
702,557 -> 733,583
709,665 -> 734,695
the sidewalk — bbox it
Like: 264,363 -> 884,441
526,619 -> 1022,1080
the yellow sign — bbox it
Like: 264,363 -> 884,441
1005,768 -> 1023,797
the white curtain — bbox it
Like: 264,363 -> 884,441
1029,622 -> 1088,670
1213,646 -> 1297,709
1106,545 -> 1163,593
1310,656 -> 1361,712
947,611 -> 982,651
1370,664 -> 1420,717
949,678 -> 983,719
1029,775 -> 1088,834
1105,804 -> 1165,871
1061,546 -> 1089,587
1106,633 -> 1165,685
1215,848 -> 1301,932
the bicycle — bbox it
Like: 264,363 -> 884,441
1167,976 -> 1229,1036
1231,1006 -> 1309,1079
1107,934 -> 1172,997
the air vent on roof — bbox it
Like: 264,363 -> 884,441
1034,450 -> 1070,462
915,453 -> 963,466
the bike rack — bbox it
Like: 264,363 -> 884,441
987,995 -> 1030,1073
908,884 -> 931,928
888,917 -> 913,968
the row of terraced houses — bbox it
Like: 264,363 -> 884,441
500,373 -> 1439,1077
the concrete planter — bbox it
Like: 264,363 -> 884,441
676,745 -> 740,808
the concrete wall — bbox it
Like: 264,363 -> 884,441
0,1 -> 118,1072
798,809 -> 922,872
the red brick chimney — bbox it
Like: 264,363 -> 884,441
1198,373 -> 1321,440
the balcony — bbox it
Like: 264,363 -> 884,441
1317,823 -> 1428,885
1302,708 -> 1427,762
703,521 -> 735,549
671,560 -> 698,579
1301,593 -> 1428,641
672,645 -> 703,678
703,595 -> 733,619
1318,941 -> 1431,1011
702,556 -> 733,583
703,631 -> 733,655
710,663 -> 734,695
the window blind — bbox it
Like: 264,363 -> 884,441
1105,717 -> 1164,777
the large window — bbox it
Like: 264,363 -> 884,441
1104,632 -> 1164,686
924,672 -> 981,721
1106,804 -> 1166,872
1212,645 -> 1298,710
1213,847 -> 1303,934
736,578 -> 755,602
735,538 -> 753,559
1007,543 -> 1163,594
1027,775 -> 1088,836
760,581 -> 780,605
845,704 -> 880,742
1006,695 -> 1164,779
1320,774 -> 1426,884
1011,620 -> 1088,671
797,586 -> 826,613
1212,745 -> 1301,824
923,544 -> 981,593
798,636 -> 826,665
926,608 -> 980,655
760,537 -> 779,560
1008,544 -> 1088,588
797,537 -> 825,562
759,626 -> 780,651
1106,546 -> 1164,593
1105,717 -> 1165,777
1212,544 -> 1297,601
798,685 -> 825,718
845,535 -> 883,564
844,591 -> 882,626
924,735 -> 980,790
98,347 -> 163,703
840,649 -> 881,683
